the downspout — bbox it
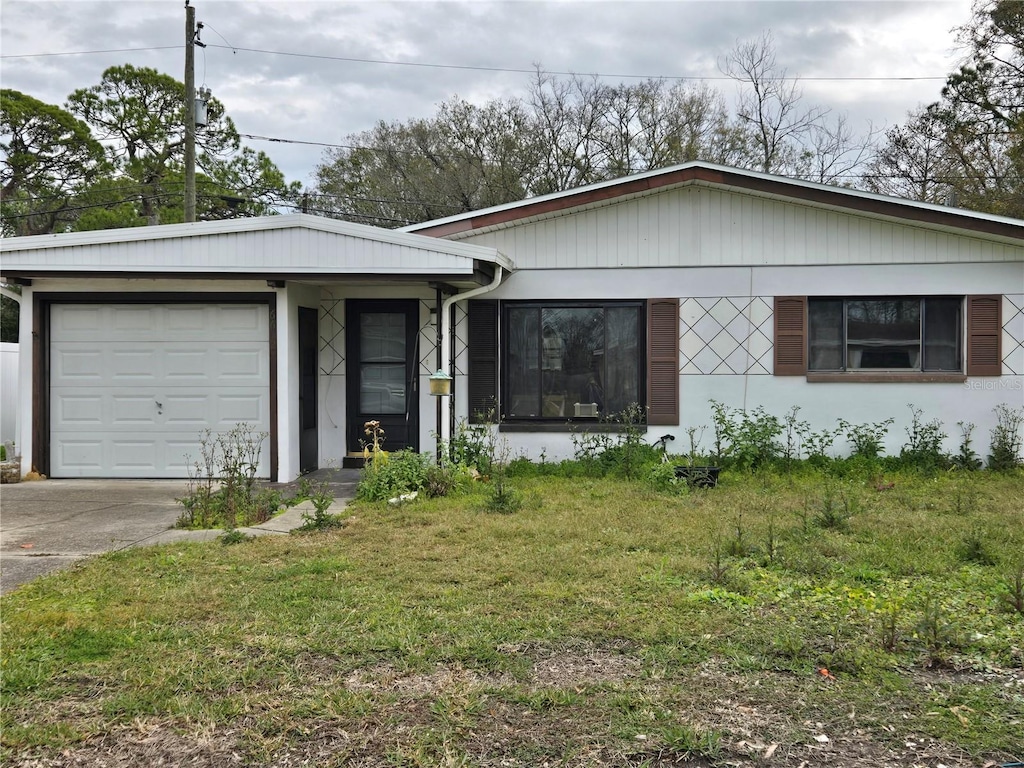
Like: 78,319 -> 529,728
439,265 -> 504,449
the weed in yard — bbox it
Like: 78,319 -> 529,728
484,439 -> 523,514
915,596 -> 959,659
987,404 -> 1024,470
176,423 -> 277,529
877,600 -> 903,653
725,511 -> 753,558
899,404 -> 949,471
660,722 -> 723,759
219,529 -> 252,545
709,400 -> 783,470
952,421 -> 983,471
706,535 -> 733,587
1000,562 -> 1024,615
814,478 -> 861,531
295,473 -> 345,532
948,474 -> 980,517
956,526 -> 997,565
838,416 -> 894,461
763,512 -> 779,564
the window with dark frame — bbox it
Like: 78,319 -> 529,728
808,297 -> 963,372
502,301 -> 644,420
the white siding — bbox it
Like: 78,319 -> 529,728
6,228 -> 481,275
458,187 -> 1023,268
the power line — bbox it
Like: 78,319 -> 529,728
204,44 -> 948,82
0,43 -> 948,83
1,46 -> 179,59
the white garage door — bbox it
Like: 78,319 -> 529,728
50,303 -> 271,478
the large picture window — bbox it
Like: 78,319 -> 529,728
808,297 -> 962,372
503,302 -> 643,419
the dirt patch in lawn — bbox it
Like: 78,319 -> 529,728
5,646 -> 1017,767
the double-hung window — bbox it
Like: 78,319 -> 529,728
808,297 -> 962,372
503,301 -> 644,419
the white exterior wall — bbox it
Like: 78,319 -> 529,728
460,186 -> 1023,268
449,263 -> 1024,463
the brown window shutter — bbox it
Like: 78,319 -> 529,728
467,300 -> 498,422
774,297 -> 807,375
967,295 -> 1002,376
647,298 -> 679,426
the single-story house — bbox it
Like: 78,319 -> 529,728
1,161 -> 1022,479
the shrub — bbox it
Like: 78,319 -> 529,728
987,404 -> 1024,471
838,417 -> 894,460
951,421 -> 983,471
898,404 -> 948,471
450,418 -> 494,474
294,474 -> 344,531
176,424 -> 278,530
423,461 -> 474,498
601,403 -> 652,479
709,400 -> 783,469
484,439 -> 522,514
356,449 -> 431,502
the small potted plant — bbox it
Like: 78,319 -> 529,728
674,426 -> 720,488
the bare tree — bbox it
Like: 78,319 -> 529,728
720,31 -> 830,175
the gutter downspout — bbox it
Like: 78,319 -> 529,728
439,265 -> 504,450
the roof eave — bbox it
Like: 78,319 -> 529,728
403,162 -> 1024,244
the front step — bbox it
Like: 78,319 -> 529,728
342,452 -> 366,469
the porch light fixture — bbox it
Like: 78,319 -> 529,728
428,369 -> 452,397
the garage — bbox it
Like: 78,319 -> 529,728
48,302 -> 271,478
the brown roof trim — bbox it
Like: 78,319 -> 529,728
410,166 -> 1024,242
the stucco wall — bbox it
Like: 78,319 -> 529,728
450,263 -> 1024,462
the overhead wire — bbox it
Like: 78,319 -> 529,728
1,43 -> 948,83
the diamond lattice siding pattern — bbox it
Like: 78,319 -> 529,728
679,297 -> 773,375
1003,294 -> 1024,375
319,298 -> 344,375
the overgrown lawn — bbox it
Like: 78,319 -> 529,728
2,469 -> 1022,766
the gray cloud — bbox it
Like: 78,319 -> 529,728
2,0 -> 970,188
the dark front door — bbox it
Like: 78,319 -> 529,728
298,306 -> 318,473
346,299 -> 419,456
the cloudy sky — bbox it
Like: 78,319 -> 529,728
1,0 -> 972,190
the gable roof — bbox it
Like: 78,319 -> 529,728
401,161 -> 1024,245
0,213 -> 513,282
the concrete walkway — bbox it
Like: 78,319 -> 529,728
0,469 -> 359,594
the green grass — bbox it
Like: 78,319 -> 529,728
2,469 -> 1023,766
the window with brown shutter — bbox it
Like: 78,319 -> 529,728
647,298 -> 679,426
467,300 -> 498,422
774,297 -> 807,375
498,300 -> 646,422
967,295 -> 1002,376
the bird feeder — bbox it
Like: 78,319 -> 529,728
428,369 -> 452,397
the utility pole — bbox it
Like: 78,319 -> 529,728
184,1 -> 197,222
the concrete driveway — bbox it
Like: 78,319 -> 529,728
0,470 -> 359,595
0,479 -> 187,594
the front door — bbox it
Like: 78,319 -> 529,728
346,300 -> 420,456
